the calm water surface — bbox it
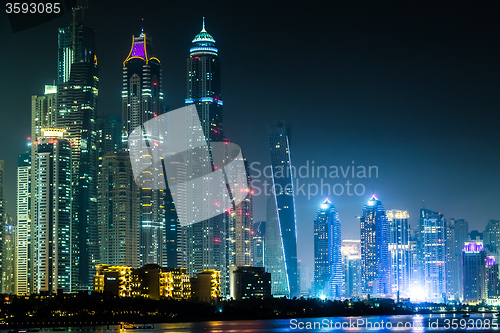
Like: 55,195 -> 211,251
2,313 -> 499,332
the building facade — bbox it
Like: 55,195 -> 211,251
387,209 -> 411,299
33,129 -> 72,293
252,221 -> 266,267
420,208 -> 447,303
265,120 -> 299,297
360,195 -> 390,297
462,242 -> 486,304
446,218 -> 469,302
313,199 -> 343,298
230,266 -> 271,300
122,30 -> 166,267
341,240 -> 361,299
15,151 -> 31,295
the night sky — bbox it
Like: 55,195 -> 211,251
1,1 -> 499,285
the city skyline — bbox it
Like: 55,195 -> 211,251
1,1 -> 500,290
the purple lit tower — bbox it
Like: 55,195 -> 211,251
121,29 -> 165,267
462,242 -> 486,304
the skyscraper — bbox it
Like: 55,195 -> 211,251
33,129 -> 72,293
446,218 -> 469,302
58,24 -> 96,84
387,209 -> 411,299
2,214 -> 15,294
266,120 -> 299,297
313,199 -> 342,298
360,195 -> 390,297
486,256 -> 500,300
0,159 -> 4,292
484,220 -> 500,259
15,150 -> 31,295
98,151 -> 140,267
179,20 -> 252,297
121,29 -> 165,267
341,240 -> 362,298
420,208 -> 447,303
462,242 -> 486,304
56,20 -> 99,290
252,221 -> 266,267
185,18 -> 223,141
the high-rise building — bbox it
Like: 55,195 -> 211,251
2,214 -> 15,294
387,209 -> 411,299
486,256 -> 500,300
15,150 -> 31,295
484,220 -> 500,259
121,29 -> 165,267
98,152 -> 140,267
179,20 -> 252,298
446,218 -> 469,302
252,221 -> 266,267
313,199 -> 342,298
360,195 -> 390,297
265,120 -> 298,297
462,242 -> 486,304
57,24 -> 96,84
56,21 -> 99,290
33,129 -> 72,293
420,208 -> 447,303
342,240 -> 362,299
0,159 -> 4,292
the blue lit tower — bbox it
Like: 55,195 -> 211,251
419,208 -> 447,302
360,194 -> 390,297
462,242 -> 486,304
313,199 -> 343,298
185,17 -> 223,141
57,22 -> 99,289
121,29 -> 165,267
266,120 -> 299,297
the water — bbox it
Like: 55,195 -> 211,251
2,313 -> 499,332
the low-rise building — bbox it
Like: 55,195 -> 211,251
230,266 -> 271,300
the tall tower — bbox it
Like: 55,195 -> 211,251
446,218 -> 468,302
386,209 -> 411,298
33,129 -> 72,293
419,208 -> 447,302
98,151 -> 140,267
313,199 -> 342,298
185,17 -> 223,141
266,120 -> 298,297
58,57 -> 99,290
15,150 -> 32,295
462,242 -> 486,304
122,30 -> 165,266
360,194 -> 390,297
0,160 -> 4,292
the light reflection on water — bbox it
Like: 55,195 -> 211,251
9,313 -> 500,333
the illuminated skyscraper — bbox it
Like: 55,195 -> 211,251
342,240 -> 361,298
57,24 -> 96,84
33,129 -> 72,293
387,209 -> 411,299
252,221 -> 266,267
266,120 -> 298,297
15,150 -> 32,295
446,218 -> 468,302
2,214 -> 15,294
122,30 -> 165,266
486,256 -> 500,299
58,59 -> 99,290
313,199 -> 342,298
419,208 -> 447,302
462,242 -> 486,304
0,160 -> 4,292
360,195 -> 390,297
98,152 -> 140,267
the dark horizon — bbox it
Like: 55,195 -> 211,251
1,1 -> 499,287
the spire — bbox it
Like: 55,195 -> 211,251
141,18 -> 144,33
202,17 -> 206,32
